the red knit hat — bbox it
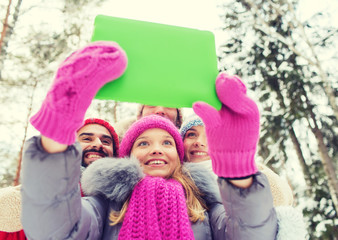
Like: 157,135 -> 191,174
119,115 -> 184,162
78,118 -> 119,157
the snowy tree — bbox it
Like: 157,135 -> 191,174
0,0 -> 130,186
217,0 -> 337,238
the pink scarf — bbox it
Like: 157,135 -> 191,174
118,176 -> 195,239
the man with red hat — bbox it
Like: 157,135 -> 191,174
0,118 -> 119,239
77,118 -> 119,167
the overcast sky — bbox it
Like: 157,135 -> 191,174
18,0 -> 337,51
99,0 -> 221,31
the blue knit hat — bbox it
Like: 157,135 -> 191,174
179,114 -> 204,139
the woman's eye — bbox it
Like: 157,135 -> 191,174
163,140 -> 173,145
186,132 -> 197,138
138,141 -> 149,147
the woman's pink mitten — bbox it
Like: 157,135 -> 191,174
193,72 -> 259,178
30,41 -> 127,145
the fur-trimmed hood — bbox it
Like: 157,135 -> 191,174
81,157 -> 220,205
81,156 -> 144,203
81,157 -> 307,240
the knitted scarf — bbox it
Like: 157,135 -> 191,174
118,176 -> 195,240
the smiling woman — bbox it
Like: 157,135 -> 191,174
109,115 -> 205,237
131,128 -> 180,178
119,114 -> 185,178
180,115 -> 209,163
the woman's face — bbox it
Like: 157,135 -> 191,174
131,128 -> 180,178
183,125 -> 209,163
141,105 -> 178,124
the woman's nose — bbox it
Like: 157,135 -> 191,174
154,107 -> 165,116
193,138 -> 206,147
150,144 -> 163,155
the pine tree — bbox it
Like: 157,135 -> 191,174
217,0 -> 337,238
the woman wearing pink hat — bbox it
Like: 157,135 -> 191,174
20,41 -> 279,239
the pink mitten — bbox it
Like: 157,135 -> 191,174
30,41 -> 127,145
193,72 -> 259,178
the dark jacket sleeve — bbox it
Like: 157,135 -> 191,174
21,136 -> 108,240
209,172 -> 278,240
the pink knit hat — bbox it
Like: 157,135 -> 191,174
119,115 -> 184,161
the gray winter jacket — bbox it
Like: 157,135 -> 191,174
21,136 -> 278,240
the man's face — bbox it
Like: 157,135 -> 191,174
77,124 -> 114,167
141,105 -> 178,125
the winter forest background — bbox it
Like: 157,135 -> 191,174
0,0 -> 337,239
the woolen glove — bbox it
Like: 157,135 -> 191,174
30,41 -> 127,145
193,72 -> 259,178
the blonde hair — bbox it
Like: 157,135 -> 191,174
109,161 -> 206,225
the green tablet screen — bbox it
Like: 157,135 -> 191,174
92,15 -> 221,110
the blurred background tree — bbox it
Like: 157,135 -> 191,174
217,0 -> 337,239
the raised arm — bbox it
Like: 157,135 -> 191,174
21,41 -> 127,239
193,72 -> 278,239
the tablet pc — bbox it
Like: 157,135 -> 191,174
92,15 -> 221,109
